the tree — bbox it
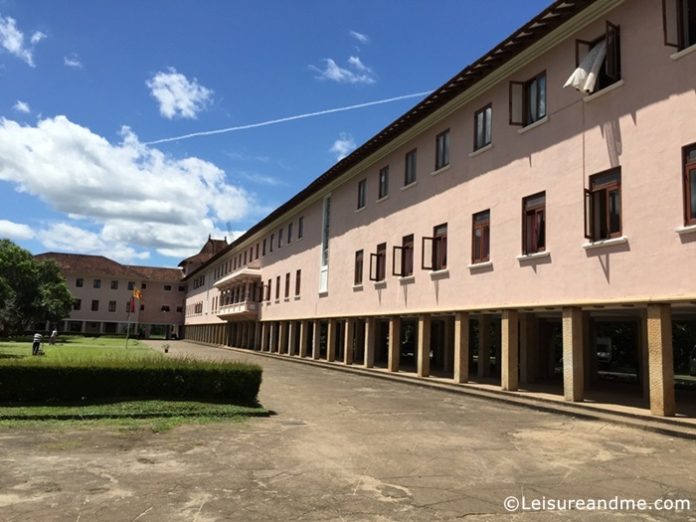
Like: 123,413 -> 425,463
0,239 -> 73,336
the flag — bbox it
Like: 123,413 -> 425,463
133,288 -> 143,303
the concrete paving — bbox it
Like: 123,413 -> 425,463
0,339 -> 695,521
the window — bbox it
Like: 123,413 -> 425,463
584,168 -> 622,241
278,228 -> 283,248
164,285 -> 172,291
108,280 -> 116,290
127,281 -> 134,290
684,144 -> 696,225
354,250 -> 364,285
93,279 -> 101,289
266,279 -> 272,302
523,192 -> 546,254
393,234 -> 414,277
472,210 -> 491,263
422,225 -> 447,271
73,298 -> 81,311
319,195 -> 331,293
285,273 -> 290,298
142,283 -> 147,289
288,222 -> 293,243
370,243 -> 387,282
571,22 -> 621,93
404,149 -> 417,186
161,305 -> 170,312
76,278 -> 83,287
298,216 -> 304,238
474,104 -> 492,150
263,238 -> 267,256
91,299 -> 99,311
357,179 -> 366,209
243,251 -> 247,264
664,0 -> 696,50
270,234 -> 274,253
108,300 -> 116,312
295,269 -> 301,296
435,129 -> 450,170
255,243 -> 259,259
126,301 -> 132,313
140,304 -> 145,311
510,72 -> 546,126
176,305 -> 183,313
275,276 -> 280,300
178,285 -> 185,292
378,166 -> 389,199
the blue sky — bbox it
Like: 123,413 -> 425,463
0,0 -> 549,267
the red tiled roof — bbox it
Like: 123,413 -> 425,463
130,265 -> 183,282
35,252 -> 143,279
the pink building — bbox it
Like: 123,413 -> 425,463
37,253 -> 186,338
183,0 -> 696,417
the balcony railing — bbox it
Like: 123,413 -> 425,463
216,300 -> 259,319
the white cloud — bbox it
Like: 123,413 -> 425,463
13,100 -> 30,113
0,115 -> 255,261
330,133 -> 356,161
311,58 -> 376,85
0,219 -> 35,240
63,54 -> 82,69
349,30 -> 369,45
30,31 -> 46,45
0,15 -> 43,67
146,67 -> 213,119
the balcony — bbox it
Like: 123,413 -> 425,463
217,300 -> 259,320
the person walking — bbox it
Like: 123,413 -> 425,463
32,332 -> 42,356
49,328 -> 58,345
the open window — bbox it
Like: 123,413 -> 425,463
369,243 -> 387,282
664,0 -> 696,50
565,21 -> 621,94
393,234 -> 414,277
474,104 -> 492,151
509,72 -> 546,126
421,225 -> 447,271
584,168 -> 622,241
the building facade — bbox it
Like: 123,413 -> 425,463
182,0 -> 696,417
36,253 -> 186,338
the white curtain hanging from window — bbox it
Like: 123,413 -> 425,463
564,40 -> 607,94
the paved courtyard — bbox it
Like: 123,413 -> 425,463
1,340 -> 694,521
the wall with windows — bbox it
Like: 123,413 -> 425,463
185,0 -> 696,325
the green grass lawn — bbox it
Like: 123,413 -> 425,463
0,335 -> 157,361
0,336 -> 267,430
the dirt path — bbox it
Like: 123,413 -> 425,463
0,340 -> 694,521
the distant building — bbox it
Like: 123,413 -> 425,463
178,235 -> 228,277
36,252 -> 185,338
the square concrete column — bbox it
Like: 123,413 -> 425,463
312,321 -> 320,359
454,312 -> 470,383
647,304 -> 675,416
299,321 -> 308,358
327,319 -> 337,362
364,317 -> 376,368
388,317 -> 401,373
344,319 -> 354,365
260,323 -> 268,351
519,314 -> 538,385
477,316 -> 491,378
562,307 -> 585,402
269,322 -> 278,353
288,321 -> 297,356
278,322 -> 287,355
254,322 -> 261,350
417,314 -> 431,377
501,310 -> 519,391
443,317 -> 454,373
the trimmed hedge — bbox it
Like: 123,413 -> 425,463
0,357 -> 262,405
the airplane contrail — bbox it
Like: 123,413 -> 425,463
145,90 -> 432,145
